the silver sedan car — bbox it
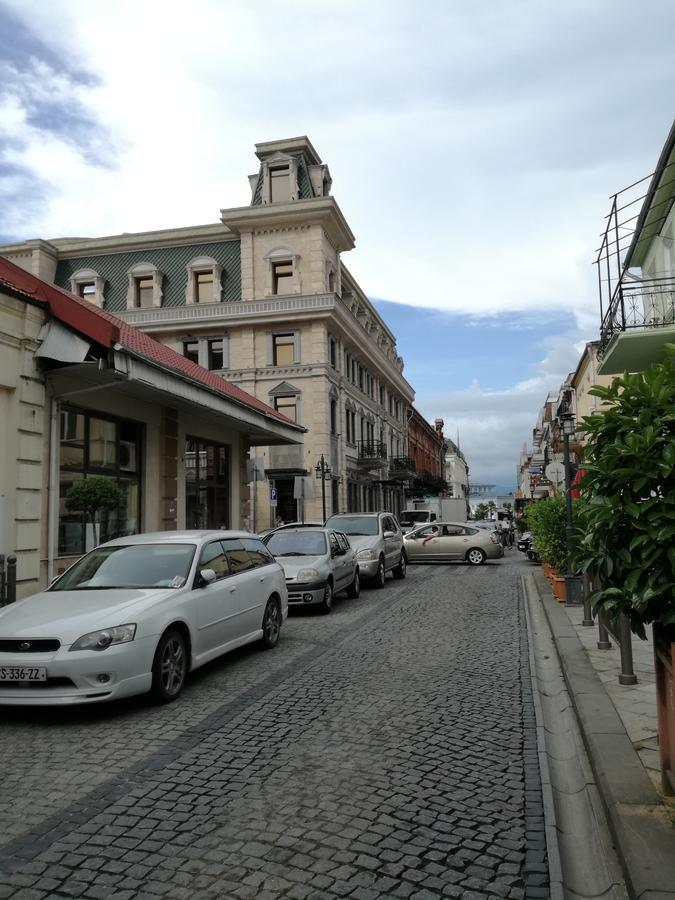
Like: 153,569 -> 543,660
263,528 -> 360,612
403,522 -> 504,566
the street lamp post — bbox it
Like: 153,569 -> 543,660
561,413 -> 582,605
315,455 -> 332,523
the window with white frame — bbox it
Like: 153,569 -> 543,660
70,268 -> 105,307
269,382 -> 301,424
268,331 -> 299,367
265,247 -> 300,296
180,335 -> 228,370
126,261 -> 163,309
185,256 -> 223,304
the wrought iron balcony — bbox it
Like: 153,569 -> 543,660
389,456 -> 417,478
357,440 -> 388,468
600,277 -> 675,349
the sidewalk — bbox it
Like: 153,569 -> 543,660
562,602 -> 663,794
527,567 -> 675,900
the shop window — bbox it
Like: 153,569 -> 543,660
185,437 -> 230,529
58,408 -> 141,556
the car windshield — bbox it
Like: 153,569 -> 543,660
265,532 -> 328,557
50,543 -> 197,591
399,511 -> 429,525
324,515 -> 378,536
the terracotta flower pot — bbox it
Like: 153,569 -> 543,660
654,622 -> 675,796
552,575 -> 566,603
542,562 -> 554,578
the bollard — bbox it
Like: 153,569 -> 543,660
597,610 -> 611,650
617,613 -> 637,685
582,572 -> 594,627
6,555 -> 16,605
0,554 -> 5,606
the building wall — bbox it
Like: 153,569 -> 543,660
0,293 -> 47,597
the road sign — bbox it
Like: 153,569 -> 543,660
270,487 -> 277,507
545,462 -> 565,485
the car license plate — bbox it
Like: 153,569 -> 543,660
0,666 -> 47,682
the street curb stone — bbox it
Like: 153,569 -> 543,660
532,569 -> 675,899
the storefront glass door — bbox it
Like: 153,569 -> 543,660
185,437 -> 230,529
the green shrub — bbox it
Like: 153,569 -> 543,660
575,345 -> 675,637
525,495 -> 567,572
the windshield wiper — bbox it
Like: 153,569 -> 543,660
278,552 -> 311,556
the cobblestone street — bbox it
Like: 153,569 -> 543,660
0,556 -> 547,900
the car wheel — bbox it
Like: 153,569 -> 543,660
392,552 -> 407,579
373,557 -> 386,589
321,580 -> 334,613
151,628 -> 187,703
466,548 -> 486,566
261,597 -> 281,649
347,569 -> 360,599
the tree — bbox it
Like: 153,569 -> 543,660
575,345 -> 675,637
473,502 -> 489,520
65,477 -> 124,547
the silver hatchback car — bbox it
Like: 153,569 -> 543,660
324,513 -> 406,587
263,527 -> 360,613
403,522 -> 503,565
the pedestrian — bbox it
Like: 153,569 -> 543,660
499,518 -> 509,549
508,520 -> 515,548
275,514 -> 284,528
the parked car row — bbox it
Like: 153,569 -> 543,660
0,512 -> 504,709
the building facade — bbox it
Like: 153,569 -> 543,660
0,137 -> 414,527
0,258 -> 302,598
406,412 -> 447,496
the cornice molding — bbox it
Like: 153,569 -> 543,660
220,197 -> 355,253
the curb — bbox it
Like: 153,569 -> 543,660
531,568 -> 675,899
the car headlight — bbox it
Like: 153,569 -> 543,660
296,569 -> 320,581
70,624 -> 137,652
356,549 -> 377,560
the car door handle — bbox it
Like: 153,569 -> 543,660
259,576 -> 265,583
229,587 -> 236,593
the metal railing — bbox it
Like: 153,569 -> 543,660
389,456 -> 416,476
0,555 -> 17,606
600,276 -> 675,349
357,440 -> 387,462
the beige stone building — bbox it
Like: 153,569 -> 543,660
1,136 -> 414,528
0,257 -> 301,598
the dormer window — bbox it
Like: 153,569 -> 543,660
270,166 -> 290,203
185,256 -> 223,304
126,262 -> 163,309
70,268 -> 105,307
195,271 -> 214,303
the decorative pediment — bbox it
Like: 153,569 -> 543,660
269,381 -> 301,398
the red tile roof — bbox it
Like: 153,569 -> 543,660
0,256 -> 301,429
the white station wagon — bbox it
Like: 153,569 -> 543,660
0,531 -> 288,706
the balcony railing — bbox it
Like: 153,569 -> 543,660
357,441 -> 388,468
600,277 -> 675,348
389,456 -> 416,478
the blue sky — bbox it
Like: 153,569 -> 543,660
2,0 -> 675,486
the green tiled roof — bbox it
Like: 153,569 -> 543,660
55,241 -> 241,312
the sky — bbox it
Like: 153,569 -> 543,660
2,0 -> 675,488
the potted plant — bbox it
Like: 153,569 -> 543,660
526,495 -> 568,599
65,477 -> 124,550
575,345 -> 675,794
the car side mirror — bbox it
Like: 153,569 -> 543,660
383,530 -> 395,539
199,568 -> 217,586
